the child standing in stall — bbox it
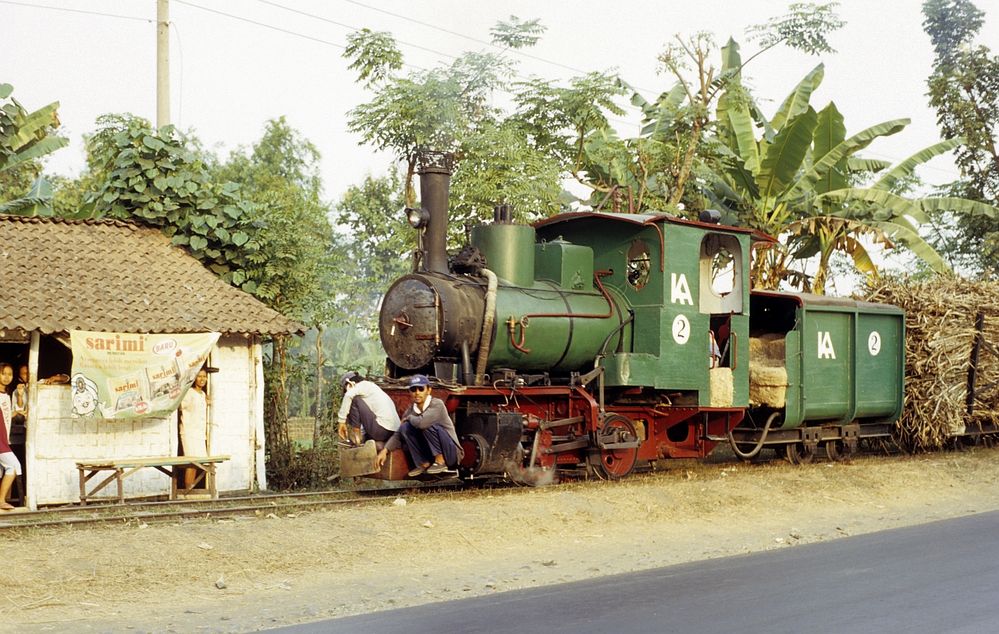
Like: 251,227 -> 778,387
0,364 -> 21,510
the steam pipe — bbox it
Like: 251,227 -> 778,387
474,269 -> 498,385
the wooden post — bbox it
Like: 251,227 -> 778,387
156,0 -> 170,128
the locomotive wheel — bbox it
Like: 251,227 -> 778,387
825,440 -> 853,462
591,414 -> 639,480
784,442 -> 814,465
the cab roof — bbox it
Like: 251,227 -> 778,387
532,211 -> 775,243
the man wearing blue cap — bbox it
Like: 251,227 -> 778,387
378,375 -> 462,477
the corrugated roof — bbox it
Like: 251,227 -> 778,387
0,215 -> 305,336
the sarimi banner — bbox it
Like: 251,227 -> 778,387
69,331 -> 220,420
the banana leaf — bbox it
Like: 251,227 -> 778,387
812,103 -> 845,163
812,103 -> 847,194
819,187 -> 933,224
0,136 -> 68,173
785,118 -> 909,201
845,236 -> 879,277
640,85 -> 686,138
847,157 -> 892,173
864,219 -> 949,273
727,101 -> 760,174
720,38 -> 742,77
820,195 -> 949,273
918,196 -> 999,218
756,107 -> 817,203
770,64 -> 824,132
873,138 -> 964,190
749,100 -> 775,143
621,78 -> 685,139
2,102 -> 61,149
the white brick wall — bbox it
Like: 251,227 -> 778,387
27,337 -> 264,507
30,385 -> 175,505
209,336 -> 263,492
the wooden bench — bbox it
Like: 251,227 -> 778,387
76,455 -> 230,505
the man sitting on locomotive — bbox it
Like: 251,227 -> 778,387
377,374 -> 463,477
337,371 -> 401,448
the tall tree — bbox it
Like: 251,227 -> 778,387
332,169 -> 409,333
214,117 -> 335,323
344,18 -> 564,226
923,0 -> 999,277
509,3 -> 846,215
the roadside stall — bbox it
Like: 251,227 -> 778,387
0,215 -> 303,509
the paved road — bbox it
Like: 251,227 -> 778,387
272,510 -> 999,633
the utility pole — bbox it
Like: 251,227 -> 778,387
156,0 -> 170,129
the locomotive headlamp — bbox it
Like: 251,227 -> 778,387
405,207 -> 430,229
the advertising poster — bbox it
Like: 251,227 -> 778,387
69,331 -> 220,420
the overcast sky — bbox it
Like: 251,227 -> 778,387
4,0 -> 997,203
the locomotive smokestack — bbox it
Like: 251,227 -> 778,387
418,151 -> 454,274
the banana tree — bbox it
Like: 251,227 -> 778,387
708,45 -> 996,292
0,82 -> 67,214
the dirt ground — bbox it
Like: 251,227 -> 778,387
4,447 -> 999,633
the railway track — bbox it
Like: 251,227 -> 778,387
0,437 -> 948,530
0,482 -> 465,530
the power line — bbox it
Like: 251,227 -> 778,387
175,0 -> 432,74
255,0 -> 460,63
0,0 -> 151,22
177,0 -> 637,131
281,0 -> 661,97
338,0 -> 594,76
174,0 -> 347,51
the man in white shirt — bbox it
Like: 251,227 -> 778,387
337,372 -> 401,447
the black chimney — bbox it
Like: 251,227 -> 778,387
417,151 -> 454,274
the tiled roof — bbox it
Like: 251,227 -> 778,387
0,215 -> 305,335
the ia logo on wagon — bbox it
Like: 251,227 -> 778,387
816,330 -> 883,359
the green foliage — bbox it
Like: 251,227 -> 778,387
344,29 -> 403,88
923,0 -> 999,278
490,16 -> 546,49
923,0 -> 985,66
746,2 -> 846,55
332,169 -> 410,333
345,24 -> 526,207
82,114 -> 265,294
512,72 -> 626,174
450,122 -> 564,227
344,16 -> 575,218
643,4 -> 845,213
0,175 -> 53,215
0,82 -> 68,214
709,48 -> 999,292
213,117 -> 336,323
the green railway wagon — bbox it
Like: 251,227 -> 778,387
732,291 -> 905,463
751,291 -> 905,427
